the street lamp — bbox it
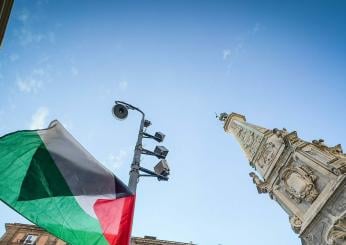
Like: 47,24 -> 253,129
112,100 -> 170,194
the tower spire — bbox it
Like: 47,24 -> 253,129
220,112 -> 346,245
220,112 -> 285,179
222,113 -> 267,166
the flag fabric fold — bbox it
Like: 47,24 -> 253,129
0,120 -> 135,245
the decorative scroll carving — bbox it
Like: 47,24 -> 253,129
327,215 -> 346,245
280,166 -> 319,203
249,172 -> 269,194
289,215 -> 303,233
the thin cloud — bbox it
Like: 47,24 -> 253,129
14,9 -> 56,46
106,150 -> 129,170
9,54 -> 19,62
15,28 -> 45,46
223,23 -> 261,72
17,9 -> 30,23
118,80 -> 128,91
17,77 -> 43,93
223,49 -> 231,60
16,68 -> 48,93
29,107 -> 50,130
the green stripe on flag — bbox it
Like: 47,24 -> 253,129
12,196 -> 108,245
0,130 -> 108,245
18,142 -> 73,201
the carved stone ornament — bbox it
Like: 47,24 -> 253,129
303,144 -> 336,164
258,142 -> 276,169
312,139 -> 346,158
230,121 -> 263,160
327,214 -> 346,245
280,166 -> 319,203
289,215 -> 303,234
272,128 -> 289,138
249,172 -> 269,194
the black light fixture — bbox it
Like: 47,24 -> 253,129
112,104 -> 129,120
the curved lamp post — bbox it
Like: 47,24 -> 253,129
112,101 -> 170,194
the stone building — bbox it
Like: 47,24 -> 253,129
0,223 -> 194,245
219,112 -> 346,245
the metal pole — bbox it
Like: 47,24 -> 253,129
128,112 -> 145,194
114,101 -> 166,193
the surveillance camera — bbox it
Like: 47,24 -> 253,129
112,104 -> 128,120
154,132 -> 165,142
154,159 -> 170,177
144,120 -> 152,127
154,145 -> 169,159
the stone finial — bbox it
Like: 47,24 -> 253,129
217,112 -> 229,122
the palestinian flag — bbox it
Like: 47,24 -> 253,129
0,121 -> 135,245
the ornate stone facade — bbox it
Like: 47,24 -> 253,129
220,112 -> 346,245
0,223 -> 194,245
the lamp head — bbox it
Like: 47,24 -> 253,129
112,104 -> 128,120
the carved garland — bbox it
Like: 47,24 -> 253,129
280,166 -> 319,203
327,214 -> 346,245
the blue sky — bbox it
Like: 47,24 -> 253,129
1,1 -> 346,244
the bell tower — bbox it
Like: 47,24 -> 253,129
220,113 -> 346,245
